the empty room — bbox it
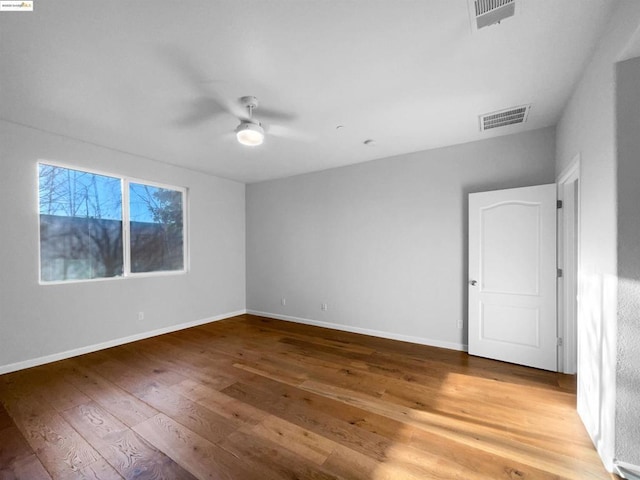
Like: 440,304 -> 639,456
1,1 -> 639,478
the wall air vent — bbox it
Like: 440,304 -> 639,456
480,105 -> 530,131
471,0 -> 515,30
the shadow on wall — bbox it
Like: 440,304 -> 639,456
577,271 -> 617,468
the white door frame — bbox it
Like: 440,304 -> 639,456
557,155 -> 581,374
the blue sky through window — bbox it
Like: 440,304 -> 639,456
129,183 -> 175,224
38,165 -> 172,224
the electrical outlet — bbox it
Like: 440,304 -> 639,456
321,303 -> 328,311
138,311 -> 144,321
281,297 -> 286,306
457,319 -> 463,329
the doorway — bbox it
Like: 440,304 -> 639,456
557,156 -> 580,374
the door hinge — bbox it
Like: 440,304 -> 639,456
557,268 -> 563,278
557,337 -> 563,347
557,200 -> 563,209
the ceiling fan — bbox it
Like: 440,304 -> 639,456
161,47 -> 301,146
235,96 -> 265,146
178,91 -> 301,147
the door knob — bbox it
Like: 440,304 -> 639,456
469,280 -> 477,286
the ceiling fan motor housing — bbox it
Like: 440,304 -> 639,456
240,96 -> 259,110
236,121 -> 265,146
235,95 -> 265,146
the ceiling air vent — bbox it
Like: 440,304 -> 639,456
480,105 -> 530,131
472,0 -> 515,29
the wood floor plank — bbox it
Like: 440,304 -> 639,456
62,401 -> 196,480
0,453 -> 53,480
132,381 -> 237,445
221,377 -> 407,462
123,341 -> 238,392
322,444 -> 425,480
170,379 -> 268,428
78,355 -> 238,447
0,425 -> 52,480
76,356 -> 163,395
57,362 -> 158,428
0,425 -> 37,468
243,414 -> 337,465
110,343 -> 188,387
0,393 -> 102,479
59,457 -> 123,480
25,365 -> 92,414
0,314 -> 617,480
0,404 -> 13,432
132,414 -> 260,480
220,429 -> 343,480
232,359 -> 309,386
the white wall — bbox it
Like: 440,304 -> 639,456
0,120 -> 246,372
555,0 -> 640,471
615,57 -> 640,469
247,127 -> 555,349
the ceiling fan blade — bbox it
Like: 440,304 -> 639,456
231,97 -> 297,123
160,47 -> 297,131
175,96 -> 228,126
221,131 -> 237,142
160,45 -> 242,124
265,124 -> 315,142
159,46 -> 215,94
256,107 -> 297,122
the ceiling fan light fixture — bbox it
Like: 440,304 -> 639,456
236,122 -> 264,146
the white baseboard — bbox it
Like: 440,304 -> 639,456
0,309 -> 247,375
615,460 -> 640,479
1,309 -> 466,375
247,310 -> 467,352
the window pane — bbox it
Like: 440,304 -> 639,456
39,164 -> 123,282
129,183 -> 184,273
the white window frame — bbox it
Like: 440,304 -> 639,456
37,160 -> 189,285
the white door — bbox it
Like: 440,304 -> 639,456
468,184 -> 557,371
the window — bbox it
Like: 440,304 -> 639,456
38,163 -> 187,283
128,182 -> 185,273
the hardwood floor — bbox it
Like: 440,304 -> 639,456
0,314 -> 617,479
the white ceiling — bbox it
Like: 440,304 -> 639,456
0,1 -> 618,183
